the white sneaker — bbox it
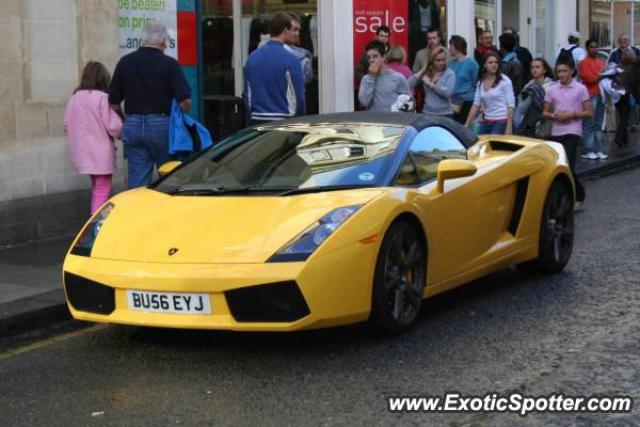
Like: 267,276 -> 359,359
581,152 -> 598,160
596,152 -> 608,160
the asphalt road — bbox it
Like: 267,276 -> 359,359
1,167 -> 639,427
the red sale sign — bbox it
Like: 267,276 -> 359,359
353,0 -> 409,74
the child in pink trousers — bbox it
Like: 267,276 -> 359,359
64,62 -> 123,214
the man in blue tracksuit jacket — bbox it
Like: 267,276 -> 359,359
243,12 -> 306,125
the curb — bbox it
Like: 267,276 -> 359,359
577,153 -> 640,178
0,290 -> 70,338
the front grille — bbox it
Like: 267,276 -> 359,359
225,281 -> 310,322
64,272 -> 115,315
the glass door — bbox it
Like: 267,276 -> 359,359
591,0 -> 613,50
535,0 -> 555,61
202,1 -> 235,97
201,0 -> 241,140
200,0 -> 319,139
475,0 -> 498,36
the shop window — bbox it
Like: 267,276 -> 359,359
202,0 -> 234,96
535,0 -> 556,62
591,0 -> 612,49
475,0 -> 497,40
408,0 -> 447,67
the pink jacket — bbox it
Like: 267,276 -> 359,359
63,90 -> 123,175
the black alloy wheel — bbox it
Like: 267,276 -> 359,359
518,180 -> 574,274
370,220 -> 426,334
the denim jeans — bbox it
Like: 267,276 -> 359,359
478,120 -> 508,135
582,94 -> 604,153
122,114 -> 170,189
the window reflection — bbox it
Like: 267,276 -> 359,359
202,1 -> 234,96
155,124 -> 408,192
407,127 -> 466,184
408,0 -> 447,68
536,0 -> 556,60
591,0 -> 612,49
475,0 -> 497,37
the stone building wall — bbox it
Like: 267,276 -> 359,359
0,0 -> 122,246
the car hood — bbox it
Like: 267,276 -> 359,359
89,188 -> 382,263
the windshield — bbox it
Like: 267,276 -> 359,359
154,123 -> 407,195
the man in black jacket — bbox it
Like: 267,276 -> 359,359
109,21 -> 191,189
499,32 -> 524,98
503,26 -> 533,84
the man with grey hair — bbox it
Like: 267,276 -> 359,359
608,33 -> 640,64
109,21 -> 192,188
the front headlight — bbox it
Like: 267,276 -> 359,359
70,203 -> 114,257
268,205 -> 362,262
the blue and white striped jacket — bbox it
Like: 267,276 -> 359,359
243,40 -> 306,123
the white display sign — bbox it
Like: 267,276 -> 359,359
117,0 -> 178,59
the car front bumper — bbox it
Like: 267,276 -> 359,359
62,242 -> 378,331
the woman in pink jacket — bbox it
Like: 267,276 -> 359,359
64,62 -> 123,214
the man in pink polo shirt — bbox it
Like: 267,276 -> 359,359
543,57 -> 593,205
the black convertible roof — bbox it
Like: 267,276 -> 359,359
274,112 -> 479,148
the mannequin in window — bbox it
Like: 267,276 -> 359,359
410,0 -> 440,33
408,0 -> 440,66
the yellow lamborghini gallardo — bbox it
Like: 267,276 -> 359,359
63,113 -> 575,334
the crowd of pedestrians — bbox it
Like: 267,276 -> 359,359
356,24 -> 640,206
62,11 -> 640,214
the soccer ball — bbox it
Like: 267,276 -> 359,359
391,94 -> 416,112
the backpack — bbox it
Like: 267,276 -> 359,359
556,45 -> 578,66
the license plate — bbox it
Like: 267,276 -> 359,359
126,290 -> 211,315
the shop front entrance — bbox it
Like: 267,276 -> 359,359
201,0 -> 318,140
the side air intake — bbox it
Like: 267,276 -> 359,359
490,141 -> 523,152
508,177 -> 530,236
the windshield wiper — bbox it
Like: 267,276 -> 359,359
279,185 -> 375,196
168,185 -> 295,196
168,185 -> 250,195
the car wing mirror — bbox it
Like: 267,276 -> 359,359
436,159 -> 477,193
158,161 -> 182,177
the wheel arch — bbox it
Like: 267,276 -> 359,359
551,171 -> 575,200
390,212 -> 429,255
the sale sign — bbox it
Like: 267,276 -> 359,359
353,0 -> 409,75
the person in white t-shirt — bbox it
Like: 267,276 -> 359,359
557,31 -> 587,68
464,52 -> 515,135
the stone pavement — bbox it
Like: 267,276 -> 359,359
1,134 -> 639,338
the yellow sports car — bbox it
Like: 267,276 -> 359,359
63,113 -> 575,334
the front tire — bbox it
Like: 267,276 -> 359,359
518,180 -> 574,274
369,220 -> 427,334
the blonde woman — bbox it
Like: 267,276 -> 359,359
408,46 -> 456,117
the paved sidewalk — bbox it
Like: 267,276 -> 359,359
1,134 -> 639,338
0,237 -> 73,336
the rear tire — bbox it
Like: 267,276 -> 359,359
369,220 -> 427,335
517,180 -> 574,274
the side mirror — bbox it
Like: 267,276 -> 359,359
436,159 -> 477,193
158,161 -> 182,177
